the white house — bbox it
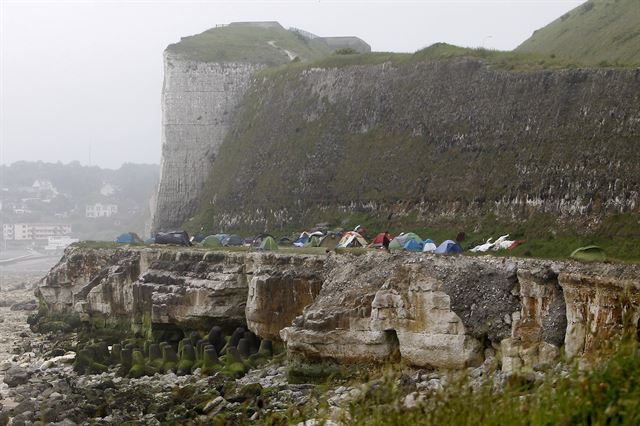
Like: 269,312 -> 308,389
86,203 -> 118,218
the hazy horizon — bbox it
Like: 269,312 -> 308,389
2,0 -> 583,169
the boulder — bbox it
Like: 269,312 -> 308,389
3,366 -> 31,387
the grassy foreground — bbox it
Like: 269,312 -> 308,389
260,340 -> 640,425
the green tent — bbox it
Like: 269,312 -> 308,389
260,236 -> 278,251
305,235 -> 321,247
570,245 -> 606,262
389,238 -> 403,250
202,235 -> 223,248
389,232 -> 422,250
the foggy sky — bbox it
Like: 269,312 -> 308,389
1,0 -> 583,169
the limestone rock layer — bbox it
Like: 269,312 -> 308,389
38,247 -> 640,371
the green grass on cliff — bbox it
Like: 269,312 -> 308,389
258,41 -> 630,77
516,0 -> 640,66
344,343 -> 640,425
165,23 -> 330,65
263,340 -> 640,425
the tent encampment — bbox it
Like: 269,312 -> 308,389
570,245 -> 606,262
155,231 -> 190,246
336,231 -> 368,248
202,235 -> 223,248
116,232 -> 143,244
259,236 -> 279,251
435,240 -> 463,254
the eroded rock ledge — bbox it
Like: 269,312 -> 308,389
37,246 -> 640,372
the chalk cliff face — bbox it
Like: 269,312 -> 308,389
151,54 -> 265,231
38,246 -> 640,372
196,58 -> 640,232
151,22 -> 365,232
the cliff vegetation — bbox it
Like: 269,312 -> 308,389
188,53 -> 640,261
165,23 -> 331,64
517,0 -> 640,66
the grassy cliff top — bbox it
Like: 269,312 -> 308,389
259,43 -> 622,77
165,23 -> 331,65
516,0 -> 640,66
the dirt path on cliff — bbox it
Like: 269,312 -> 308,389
268,40 -> 297,60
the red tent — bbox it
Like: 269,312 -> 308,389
370,232 -> 394,247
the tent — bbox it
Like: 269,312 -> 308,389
570,245 -> 606,262
202,235 -> 223,248
305,235 -> 321,247
222,234 -> 244,246
396,233 -> 422,246
389,232 -> 421,250
252,233 -> 275,247
293,232 -> 311,247
370,232 -> 394,248
336,231 -> 368,248
192,232 -> 214,243
404,239 -> 424,252
470,238 -> 495,253
116,232 -> 143,244
435,240 -> 463,254
508,240 -> 525,250
259,236 -> 279,251
155,231 -> 190,246
278,237 -> 293,245
423,242 -> 437,253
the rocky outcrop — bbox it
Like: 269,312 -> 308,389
38,246 -> 640,371
283,253 -> 521,368
560,272 -> 640,359
37,246 -> 325,338
282,252 -> 640,370
245,253 -> 324,341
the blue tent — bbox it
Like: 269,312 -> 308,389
293,233 -> 310,247
116,232 -> 143,244
435,240 -> 463,254
404,239 -> 424,252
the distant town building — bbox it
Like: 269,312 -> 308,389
2,223 -> 72,241
32,180 -> 56,192
44,235 -> 79,250
85,203 -> 118,218
11,203 -> 33,215
31,179 -> 58,200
